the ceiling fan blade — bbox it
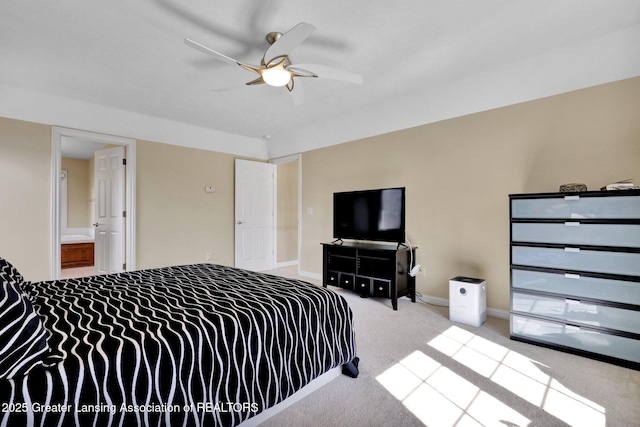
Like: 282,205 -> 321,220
289,64 -> 363,84
264,22 -> 316,63
290,79 -> 304,106
184,38 -> 239,66
245,76 -> 265,86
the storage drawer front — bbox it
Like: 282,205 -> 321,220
373,279 -> 391,298
512,246 -> 640,277
326,271 -> 340,287
340,274 -> 355,289
512,223 -> 640,248
512,292 -> 640,334
356,277 -> 370,294
512,269 -> 640,306
511,195 -> 640,219
511,315 -> 640,363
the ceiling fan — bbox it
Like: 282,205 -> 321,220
184,22 -> 362,105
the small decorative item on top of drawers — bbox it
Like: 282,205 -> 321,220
559,183 -> 587,192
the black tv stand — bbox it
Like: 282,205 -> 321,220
322,242 -> 417,310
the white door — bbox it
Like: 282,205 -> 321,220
235,159 -> 275,271
94,146 -> 126,275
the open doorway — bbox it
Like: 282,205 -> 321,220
271,154 -> 300,274
59,139 -> 105,278
51,127 -> 136,280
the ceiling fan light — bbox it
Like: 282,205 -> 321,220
262,68 -> 291,87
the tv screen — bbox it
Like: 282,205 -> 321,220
333,187 -> 405,243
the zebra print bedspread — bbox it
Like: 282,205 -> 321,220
0,264 -> 357,426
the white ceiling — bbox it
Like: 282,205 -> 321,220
61,137 -> 105,159
2,1 -> 639,160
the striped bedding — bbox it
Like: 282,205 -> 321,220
0,263 -> 358,427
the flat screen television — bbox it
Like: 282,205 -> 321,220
333,187 -> 405,244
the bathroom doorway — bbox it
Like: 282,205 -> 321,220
51,127 -> 136,280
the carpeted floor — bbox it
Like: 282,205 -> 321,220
260,268 -> 640,427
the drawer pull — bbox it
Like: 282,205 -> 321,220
564,195 -> 580,201
565,298 -> 581,305
564,222 -> 581,227
564,273 -> 581,280
565,324 -> 581,332
564,247 -> 580,253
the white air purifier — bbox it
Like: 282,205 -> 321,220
449,276 -> 487,327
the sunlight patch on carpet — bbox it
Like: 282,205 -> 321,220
376,349 -> 529,426
376,325 -> 605,426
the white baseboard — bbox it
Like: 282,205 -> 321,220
276,260 -> 298,268
487,307 -> 510,320
299,270 -> 322,281
419,294 -> 449,307
417,295 -> 510,320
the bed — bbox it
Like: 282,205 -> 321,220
0,257 -> 358,426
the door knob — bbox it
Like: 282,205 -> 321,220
235,220 -> 245,225
93,222 -> 102,227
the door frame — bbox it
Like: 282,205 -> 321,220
51,127 -> 136,279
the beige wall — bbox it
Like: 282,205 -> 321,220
61,157 -> 91,228
277,160 -> 299,263
135,140 -> 238,269
0,117 -> 51,281
300,77 -> 640,311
